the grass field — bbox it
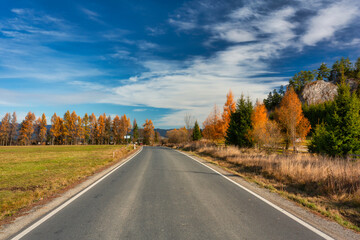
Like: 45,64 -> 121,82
0,145 -> 133,223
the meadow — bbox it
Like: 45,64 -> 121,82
0,145 -> 133,223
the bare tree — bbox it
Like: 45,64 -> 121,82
184,113 -> 195,130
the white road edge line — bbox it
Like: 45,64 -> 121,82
177,150 -> 334,240
10,147 -> 143,240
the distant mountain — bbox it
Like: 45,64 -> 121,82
154,128 -> 171,138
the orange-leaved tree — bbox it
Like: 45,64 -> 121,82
19,112 -> 36,145
276,87 -> 311,151
50,113 -> 62,145
203,104 -> 224,141
120,114 -> 131,143
250,102 -> 268,148
35,113 -> 47,144
0,113 -> 11,146
222,89 -> 236,136
143,119 -> 154,145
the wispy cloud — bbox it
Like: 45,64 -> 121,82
80,7 -> 104,24
302,0 -> 359,46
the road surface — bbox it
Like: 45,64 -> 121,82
11,147 -> 328,240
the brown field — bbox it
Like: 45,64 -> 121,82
172,140 -> 360,232
0,145 -> 133,224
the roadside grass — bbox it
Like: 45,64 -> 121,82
171,140 -> 360,232
0,145 -> 133,223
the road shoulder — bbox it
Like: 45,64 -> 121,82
178,149 -> 359,240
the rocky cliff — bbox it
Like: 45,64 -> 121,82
301,79 -> 359,105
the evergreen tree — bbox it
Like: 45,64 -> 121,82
132,119 -> 139,143
192,121 -> 202,141
225,95 -> 253,147
289,70 -> 316,93
263,86 -> 285,111
316,63 -> 330,81
309,82 -> 360,156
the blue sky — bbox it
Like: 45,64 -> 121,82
0,0 -> 360,128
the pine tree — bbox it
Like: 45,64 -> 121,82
309,81 -> 360,156
192,121 -> 202,141
317,63 -> 331,81
132,119 -> 139,143
225,95 -> 253,147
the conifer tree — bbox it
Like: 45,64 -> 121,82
132,119 -> 139,143
192,121 -> 202,141
309,81 -> 360,156
19,112 -> 36,145
0,113 -> 11,145
276,87 -> 311,151
9,112 -> 18,145
225,95 -> 253,147
89,113 -> 97,144
222,90 -> 236,135
82,113 -> 90,144
112,115 -> 122,144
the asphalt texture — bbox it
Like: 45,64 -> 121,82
12,147 -> 326,240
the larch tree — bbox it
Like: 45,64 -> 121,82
222,90 -> 236,136
275,87 -> 311,151
82,113 -> 90,144
143,119 -> 155,145
97,114 -> 106,144
50,113 -> 61,145
119,114 -> 131,143
76,115 -> 84,144
9,112 -> 18,145
35,113 -> 47,144
89,113 -> 97,144
0,113 -> 11,145
202,105 -> 224,141
250,102 -> 268,149
112,115 -> 122,144
105,115 -> 112,144
19,112 -> 36,145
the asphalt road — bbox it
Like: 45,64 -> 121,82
11,147 -> 328,240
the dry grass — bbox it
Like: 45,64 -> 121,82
0,145 -> 133,223
172,140 -> 360,231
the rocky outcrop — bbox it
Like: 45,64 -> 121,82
301,79 -> 359,105
301,80 -> 337,105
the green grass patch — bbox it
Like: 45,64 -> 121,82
0,145 -> 132,222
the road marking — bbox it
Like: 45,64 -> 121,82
177,150 -> 334,240
10,148 -> 143,240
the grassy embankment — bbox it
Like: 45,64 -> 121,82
172,140 -> 360,232
0,145 -> 134,223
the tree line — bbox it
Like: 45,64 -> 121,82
168,57 -> 360,157
0,111 -> 156,146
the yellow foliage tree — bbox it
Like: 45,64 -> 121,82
250,102 -> 268,148
276,87 -> 311,151
143,119 -> 155,145
222,90 -> 236,135
203,105 -> 224,141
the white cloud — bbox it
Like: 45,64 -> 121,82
302,0 -> 359,46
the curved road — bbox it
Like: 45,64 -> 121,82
11,147 -> 328,240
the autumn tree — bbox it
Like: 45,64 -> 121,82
225,95 -> 253,147
112,115 -> 122,144
250,103 -> 268,148
202,105 -> 224,141
222,90 -> 236,135
119,114 -> 131,143
96,114 -> 106,144
275,87 -> 311,151
143,119 -> 155,145
35,113 -> 47,144
154,131 -> 161,144
82,113 -> 90,144
132,119 -> 139,143
76,115 -> 84,144
50,113 -> 62,145
89,113 -> 97,144
9,112 -> 18,145
104,115 -> 112,144
166,127 -> 188,143
0,113 -> 11,145
192,121 -> 202,141
19,112 -> 36,145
